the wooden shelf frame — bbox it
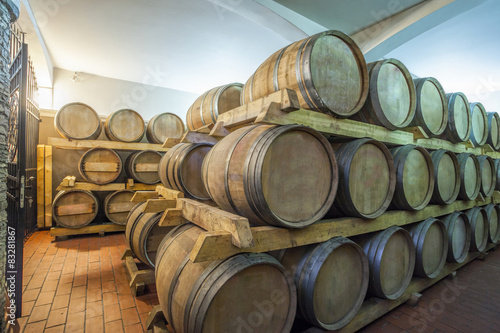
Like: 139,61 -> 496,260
121,249 -> 155,296
56,180 -> 158,191
50,223 -> 125,237
47,137 -> 170,152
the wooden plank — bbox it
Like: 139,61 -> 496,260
135,163 -> 159,172
44,145 -> 53,228
163,137 -> 181,148
50,223 -> 125,237
255,103 -> 414,146
189,197 -> 492,262
126,183 -> 158,191
486,151 -> 500,159
47,137 -> 170,152
155,185 -> 184,200
194,123 -> 214,134
415,137 -> 482,154
401,126 -> 429,139
82,162 -> 119,172
179,198 -> 254,249
158,208 -> 185,227
131,191 -> 159,202
37,145 -> 45,229
62,176 -> 76,187
55,203 -> 95,216
107,202 -> 137,214
57,182 -> 125,191
142,198 -> 177,213
179,131 -> 220,145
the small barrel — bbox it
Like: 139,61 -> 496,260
241,30 -> 368,118
125,150 -> 162,185
486,112 -> 500,150
159,143 -> 212,200
469,102 -> 488,147
353,59 -> 415,130
456,153 -> 481,200
407,218 -> 448,278
103,190 -> 135,225
465,207 -> 489,252
429,150 -> 460,205
409,77 -> 448,137
155,224 -> 296,333
186,83 -> 243,131
441,211 -> 471,263
146,113 -> 185,144
390,145 -> 435,211
105,109 -> 145,142
54,102 -> 102,140
356,226 -> 415,300
483,204 -> 500,244
52,190 -> 98,228
78,147 -> 122,185
203,125 -> 338,227
442,93 -> 471,143
277,237 -> 369,330
476,155 -> 496,197
125,202 -> 174,268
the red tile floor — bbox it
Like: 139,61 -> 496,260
7,230 -> 500,332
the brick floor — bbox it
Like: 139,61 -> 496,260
6,231 -> 156,333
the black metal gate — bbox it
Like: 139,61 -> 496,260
6,25 -> 40,318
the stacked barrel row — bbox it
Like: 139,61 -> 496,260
151,30 -> 500,332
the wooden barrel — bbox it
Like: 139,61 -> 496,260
125,150 -> 162,185
241,30 -> 368,118
476,155 -> 496,197
429,150 -> 460,205
159,143 -> 212,200
456,153 -> 480,200
495,159 -> 500,190
441,211 -> 471,263
327,138 -> 395,219
125,202 -> 174,268
353,59 -> 416,130
202,124 -> 338,227
442,92 -> 471,143
54,102 -> 102,140
390,145 -> 435,211
356,226 -> 415,300
409,77 -> 448,137
78,147 -> 122,185
277,237 -> 368,330
483,204 -> 500,244
465,207 -> 489,252
146,113 -> 185,144
105,109 -> 145,142
469,102 -> 488,146
103,190 -> 135,225
155,224 -> 296,333
486,112 -> 500,150
186,83 -> 243,131
407,218 -> 448,278
52,190 -> 98,228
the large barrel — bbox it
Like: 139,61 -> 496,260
241,30 -> 368,118
186,83 -> 243,131
465,207 -> 489,252
155,224 -> 296,333
105,109 -> 145,142
202,124 -> 338,227
486,112 -> 500,150
456,153 -> 481,200
353,59 -> 415,130
441,211 -> 471,263
390,145 -> 435,211
78,147 -> 122,185
483,204 -> 500,244
327,138 -> 395,219
103,190 -> 135,225
407,218 -> 448,278
125,202 -> 174,268
146,113 -> 185,144
52,190 -> 98,228
159,143 -> 212,200
429,150 -> 460,205
469,102 -> 488,147
54,102 -> 102,140
442,93 -> 471,143
476,155 -> 496,197
125,150 -> 162,185
277,237 -> 369,330
356,226 -> 415,300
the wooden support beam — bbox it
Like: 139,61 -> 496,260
163,137 -> 181,148
47,137 -> 169,151
44,145 -> 53,228
158,208 -> 185,227
194,123 -> 214,134
37,145 -> 45,229
50,223 -> 125,237
57,182 -> 125,191
415,137 -> 481,154
142,198 -> 177,213
181,131 -> 220,145
401,126 -> 428,139
155,185 -> 184,200
131,191 -> 159,202
125,182 -> 158,191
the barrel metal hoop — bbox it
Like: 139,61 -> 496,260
162,144 -> 184,190
154,224 -> 194,279
273,46 -> 288,92
209,86 -> 222,124
176,143 -> 213,200
199,91 -> 209,126
249,73 -> 255,102
295,37 -> 317,110
141,214 -> 162,268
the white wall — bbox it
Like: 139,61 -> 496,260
51,68 -> 199,121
